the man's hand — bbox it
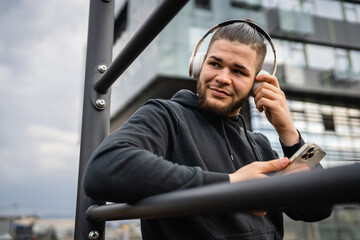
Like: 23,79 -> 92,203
228,157 -> 290,183
229,158 -> 289,217
228,158 -> 311,216
253,74 -> 299,146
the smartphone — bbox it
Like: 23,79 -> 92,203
276,142 -> 326,176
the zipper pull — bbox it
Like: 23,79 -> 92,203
230,154 -> 234,161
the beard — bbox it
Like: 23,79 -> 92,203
197,80 -> 248,118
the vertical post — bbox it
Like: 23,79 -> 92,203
74,0 -> 114,239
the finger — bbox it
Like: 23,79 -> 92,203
254,87 -> 287,113
259,158 -> 290,173
246,210 -> 268,216
254,83 -> 284,103
283,165 -> 310,175
255,94 -> 285,113
255,74 -> 280,88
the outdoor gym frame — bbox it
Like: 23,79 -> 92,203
74,0 -> 360,239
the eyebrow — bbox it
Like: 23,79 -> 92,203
209,55 -> 251,75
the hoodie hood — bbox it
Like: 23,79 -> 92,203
170,89 -> 200,110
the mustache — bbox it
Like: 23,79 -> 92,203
207,84 -> 232,96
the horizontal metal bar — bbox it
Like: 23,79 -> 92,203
94,0 -> 189,94
86,164 -> 360,222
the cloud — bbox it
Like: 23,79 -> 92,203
0,65 -> 11,84
0,0 -> 89,217
29,125 -> 79,172
0,125 -> 79,181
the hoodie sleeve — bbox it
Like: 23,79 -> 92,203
279,133 -> 333,221
83,100 -> 229,203
283,199 -> 333,222
253,131 -> 332,221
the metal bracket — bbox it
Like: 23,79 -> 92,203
90,64 -> 111,111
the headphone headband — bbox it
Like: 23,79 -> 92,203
189,19 -> 277,78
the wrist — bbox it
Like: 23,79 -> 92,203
228,173 -> 245,183
278,127 -> 299,146
228,173 -> 234,183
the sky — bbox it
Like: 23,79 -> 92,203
0,0 -> 89,218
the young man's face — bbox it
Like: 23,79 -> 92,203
197,39 -> 257,117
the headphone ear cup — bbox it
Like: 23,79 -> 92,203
190,52 -> 206,79
251,70 -> 270,97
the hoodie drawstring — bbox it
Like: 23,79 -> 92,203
238,114 -> 262,162
220,120 -> 235,161
220,114 -> 262,162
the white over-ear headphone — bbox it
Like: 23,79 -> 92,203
188,19 -> 277,80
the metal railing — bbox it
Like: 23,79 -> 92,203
86,165 -> 360,222
74,0 -> 360,239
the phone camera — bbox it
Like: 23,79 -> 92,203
302,147 -> 315,160
301,147 -> 315,160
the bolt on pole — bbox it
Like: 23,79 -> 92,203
74,0 -> 114,239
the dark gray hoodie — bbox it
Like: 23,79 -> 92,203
84,90 -> 332,240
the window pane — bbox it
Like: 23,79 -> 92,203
350,50 -> 360,73
323,114 -> 335,132
278,0 -> 300,11
279,9 -> 314,34
314,0 -> 343,20
270,40 -> 305,67
276,0 -> 314,12
307,44 -> 335,70
334,49 -> 349,72
344,3 -> 360,23
261,0 -> 277,8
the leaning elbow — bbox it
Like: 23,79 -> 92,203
82,165 -> 107,201
83,174 -> 99,200
321,204 -> 333,220
83,165 -> 129,203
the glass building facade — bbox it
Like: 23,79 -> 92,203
250,98 -> 360,167
111,0 -> 360,239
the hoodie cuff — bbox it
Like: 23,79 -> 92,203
202,171 -> 230,185
280,130 -> 305,158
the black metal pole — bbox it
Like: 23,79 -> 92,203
74,0 -> 114,239
94,0 -> 189,94
87,164 -> 360,222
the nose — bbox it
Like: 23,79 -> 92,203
215,68 -> 232,85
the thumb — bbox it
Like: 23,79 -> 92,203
262,157 -> 289,173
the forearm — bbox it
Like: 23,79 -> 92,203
83,143 -> 228,203
281,132 -> 305,158
277,125 -> 300,147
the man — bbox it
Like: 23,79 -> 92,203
83,22 -> 332,239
